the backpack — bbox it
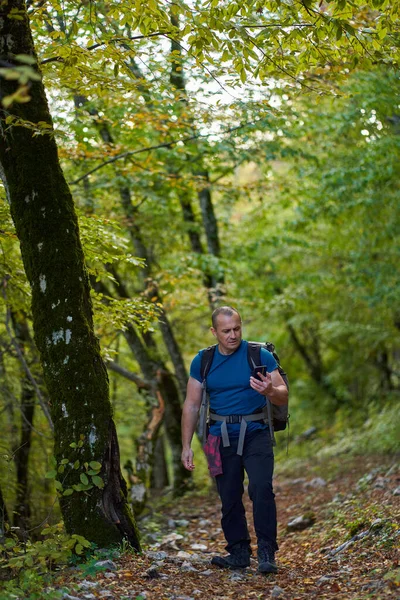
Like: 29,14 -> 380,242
198,341 -> 289,445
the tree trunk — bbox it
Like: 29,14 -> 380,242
170,18 -> 225,309
0,484 -> 9,542
11,311 -> 35,532
0,1 -> 139,549
151,432 -> 169,491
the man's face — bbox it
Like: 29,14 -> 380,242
211,313 -> 242,355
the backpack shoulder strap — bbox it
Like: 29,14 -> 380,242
247,341 -> 262,369
200,344 -> 217,381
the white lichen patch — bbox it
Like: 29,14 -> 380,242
63,355 -> 69,365
0,33 -> 14,53
37,242 -> 43,252
88,427 -> 97,448
51,299 -> 61,309
52,330 -> 64,344
25,190 -> 38,203
39,274 -> 46,293
66,316 -> 72,322
62,403 -> 69,418
65,329 -> 72,344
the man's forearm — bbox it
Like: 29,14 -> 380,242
268,385 -> 289,406
181,403 -> 200,449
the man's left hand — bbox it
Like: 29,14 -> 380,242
250,372 -> 273,396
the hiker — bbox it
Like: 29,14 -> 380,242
181,306 -> 288,574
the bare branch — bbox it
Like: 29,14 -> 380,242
106,360 -> 153,390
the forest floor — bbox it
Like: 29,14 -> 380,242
62,452 -> 399,600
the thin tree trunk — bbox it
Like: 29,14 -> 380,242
0,1 -> 139,549
0,484 -> 9,542
170,17 -> 225,309
11,311 -> 35,532
151,432 -> 169,491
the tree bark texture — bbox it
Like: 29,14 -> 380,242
0,483 -> 9,542
10,311 -> 35,532
150,432 -> 169,491
0,1 -> 139,549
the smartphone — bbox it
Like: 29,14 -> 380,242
252,365 -> 268,379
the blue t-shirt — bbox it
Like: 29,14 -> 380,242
190,340 -> 278,437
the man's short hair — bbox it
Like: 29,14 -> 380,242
211,306 -> 241,329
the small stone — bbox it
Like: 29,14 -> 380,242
175,519 -> 190,527
144,565 -> 160,578
192,591 -> 202,596
99,592 -> 114,598
181,561 -> 198,572
146,550 -> 168,561
198,518 -> 211,526
370,518 -> 385,531
393,486 -> 400,496
62,595 -> 80,600
176,551 -> 192,560
82,595 -> 96,600
287,514 -> 315,532
229,572 -> 244,581
94,560 -> 117,571
289,478 -> 306,485
305,477 -> 326,488
190,543 -> 207,551
271,586 -> 285,598
200,569 -> 213,576
103,572 -> 116,579
78,580 -> 99,590
159,532 -> 184,550
373,477 -> 387,489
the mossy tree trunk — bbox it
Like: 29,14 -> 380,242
0,0 -> 139,549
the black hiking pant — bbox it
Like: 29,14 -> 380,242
215,428 -> 278,553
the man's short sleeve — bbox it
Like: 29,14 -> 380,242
260,347 -> 278,372
189,351 -> 203,383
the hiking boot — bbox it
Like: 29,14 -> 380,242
257,542 -> 278,574
211,544 -> 251,570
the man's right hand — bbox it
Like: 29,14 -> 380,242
181,447 -> 195,471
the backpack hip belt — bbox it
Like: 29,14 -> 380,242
209,406 -> 272,456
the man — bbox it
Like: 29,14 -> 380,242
181,306 -> 288,574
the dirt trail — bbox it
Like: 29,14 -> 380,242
87,454 -> 399,599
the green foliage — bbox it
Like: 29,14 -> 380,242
0,523 -> 92,573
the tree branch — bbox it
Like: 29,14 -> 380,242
106,360 -> 153,390
69,118 -> 269,185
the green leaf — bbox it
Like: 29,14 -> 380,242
54,480 -> 63,491
15,54 -> 36,65
73,460 -> 80,469
75,543 -> 83,555
63,488 -> 74,496
45,470 -> 57,479
92,475 -> 104,488
89,461 -> 102,470
60,458 -> 69,465
69,442 -> 77,448
80,473 -> 89,485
